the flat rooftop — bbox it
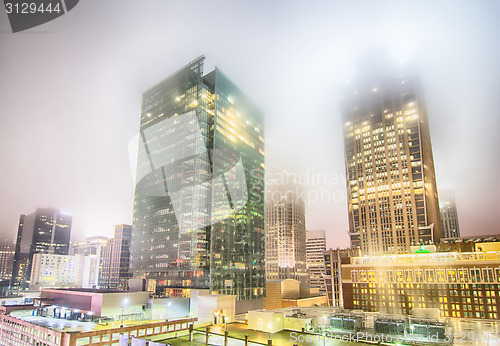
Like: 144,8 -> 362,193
43,288 -> 139,294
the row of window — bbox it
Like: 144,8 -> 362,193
352,267 -> 500,284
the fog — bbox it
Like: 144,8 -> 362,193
0,1 -> 499,248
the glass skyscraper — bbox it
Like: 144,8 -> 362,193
130,56 -> 265,302
340,57 -> 442,255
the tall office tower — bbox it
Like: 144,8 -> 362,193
71,236 -> 108,288
0,239 -> 15,281
439,188 -> 461,239
340,56 -> 442,255
323,247 -> 361,307
130,56 -> 265,305
11,208 -> 72,289
100,224 -> 132,290
306,230 -> 327,293
265,185 -> 308,285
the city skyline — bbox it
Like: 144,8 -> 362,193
1,1 -> 500,249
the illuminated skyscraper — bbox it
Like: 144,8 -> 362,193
12,208 -> 72,289
340,57 -> 442,255
130,56 -> 265,306
439,188 -> 461,239
265,185 -> 308,285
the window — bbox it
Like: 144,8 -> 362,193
425,269 -> 435,282
396,270 -> 404,282
447,269 -> 457,283
351,270 -> 358,282
436,269 -> 446,282
483,268 -> 494,283
471,269 -> 481,283
404,269 -> 413,282
360,270 -> 367,282
458,268 -> 469,282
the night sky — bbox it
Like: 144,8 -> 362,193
1,1 -> 499,248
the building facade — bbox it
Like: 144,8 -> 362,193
342,249 -> 500,320
0,312 -> 194,346
71,236 -> 108,288
265,185 -> 308,285
130,56 -> 265,303
100,225 -> 132,290
0,239 -> 15,281
306,230 -> 327,293
439,235 -> 500,253
12,208 -> 72,290
29,253 -> 95,290
323,248 -> 361,307
439,188 -> 461,239
340,59 -> 442,255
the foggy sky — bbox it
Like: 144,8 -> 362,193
1,1 -> 499,249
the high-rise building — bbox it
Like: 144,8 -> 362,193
439,188 -> 461,239
100,224 -> 132,290
0,239 -> 15,281
340,56 -> 442,255
306,230 -> 327,293
12,208 -> 72,289
71,236 -> 108,288
323,247 -> 361,307
265,185 -> 308,285
130,56 -> 265,305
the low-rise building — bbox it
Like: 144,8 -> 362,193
264,279 -> 327,310
29,253 -> 97,290
341,249 -> 500,319
323,248 -> 361,307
